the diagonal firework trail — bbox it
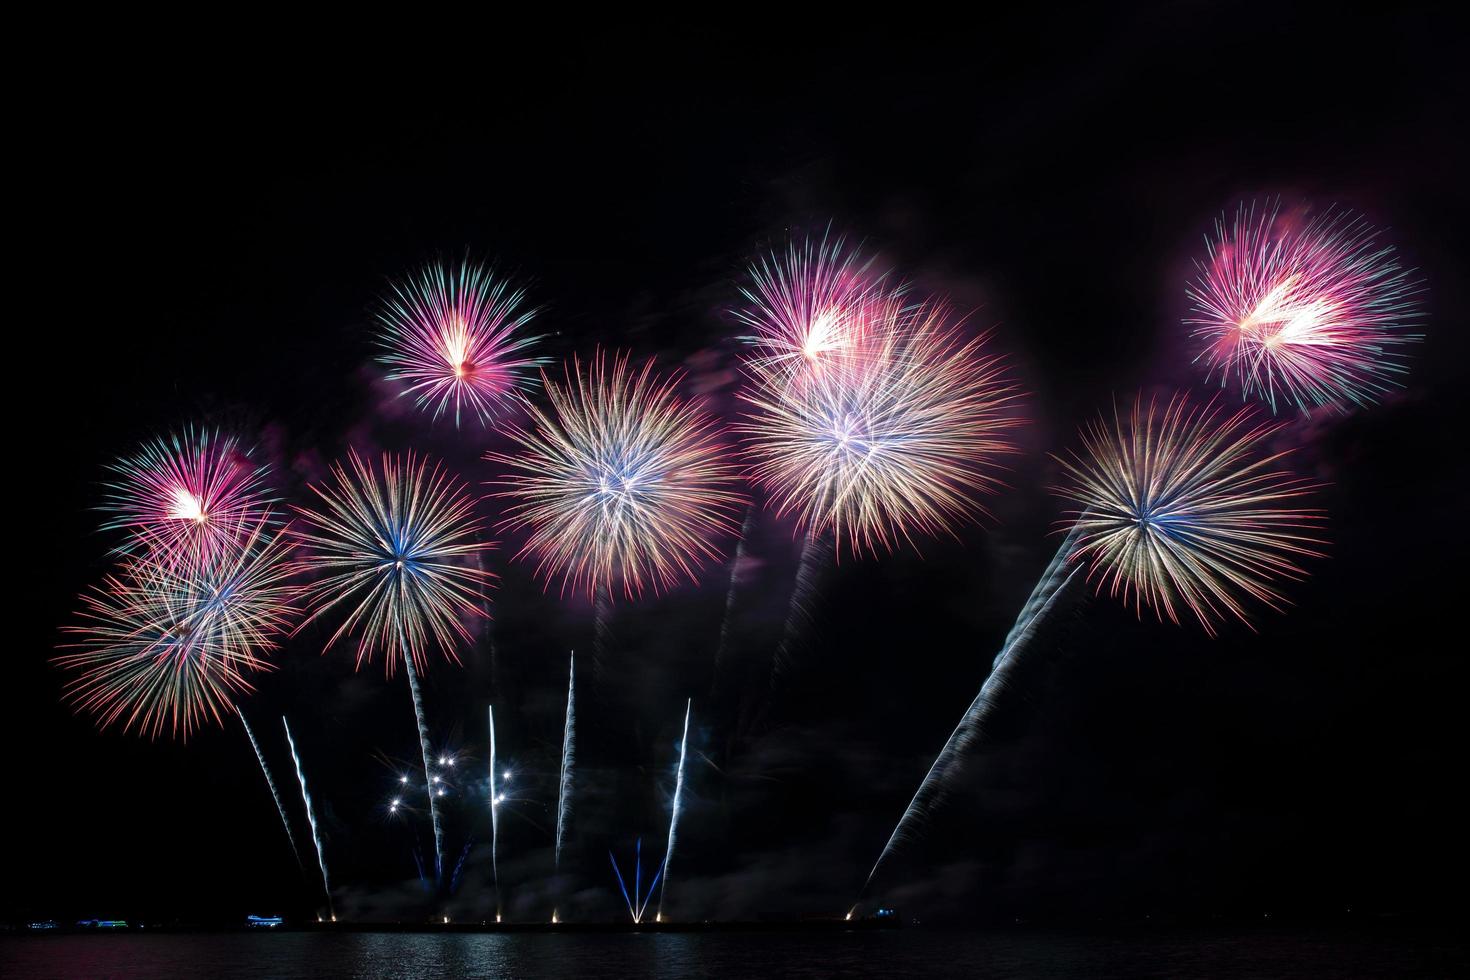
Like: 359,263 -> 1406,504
656,698 -> 692,921
488,705 -> 500,917
711,506 -> 755,693
771,533 -> 830,682
555,651 -> 576,869
401,648 -> 444,886
237,705 -> 302,870
857,525 -> 1085,902
283,716 -> 334,920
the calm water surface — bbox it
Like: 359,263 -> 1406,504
2,928 -> 1463,979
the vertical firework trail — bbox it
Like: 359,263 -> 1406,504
856,523 -> 1085,904
401,647 -> 444,885
592,583 -> 613,689
283,716 -> 334,919
487,705 -> 500,917
237,706 -> 302,870
711,506 -> 755,694
555,651 -> 576,872
657,698 -> 692,922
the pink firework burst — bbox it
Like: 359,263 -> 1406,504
377,261 -> 545,426
101,427 -> 277,567
734,231 -> 888,388
1186,201 -> 1424,413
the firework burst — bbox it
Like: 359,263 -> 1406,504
1053,394 -> 1325,634
56,515 -> 298,739
291,451 -> 494,672
1186,201 -> 1423,413
489,352 -> 744,600
735,231 -> 884,386
738,295 -> 1023,557
377,260 -> 545,426
101,427 -> 276,566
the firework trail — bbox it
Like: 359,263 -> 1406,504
56,515 -> 297,740
555,651 -> 576,872
489,351 -> 744,600
1187,200 -> 1423,413
401,650 -> 444,882
857,524 -> 1083,898
283,716 -> 333,920
608,839 -> 666,924
1054,394 -> 1326,635
376,260 -> 545,426
738,294 -> 1024,558
710,505 -> 755,693
488,705 -> 500,915
656,698 -> 692,922
770,531 -> 831,683
100,426 -> 277,567
237,705 -> 302,869
592,583 -> 613,688
292,450 -> 494,885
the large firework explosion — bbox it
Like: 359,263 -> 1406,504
1186,201 -> 1423,413
56,514 -> 298,740
489,352 -> 744,600
1053,393 -> 1326,635
100,427 -> 277,566
734,231 -> 886,387
377,260 -> 545,426
291,450 -> 495,672
738,293 -> 1024,557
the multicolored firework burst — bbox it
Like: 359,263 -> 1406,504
734,231 -> 885,386
1052,393 -> 1326,635
56,515 -> 298,739
101,427 -> 276,565
738,294 -> 1024,557
291,451 -> 494,672
376,261 -> 545,426
1186,201 -> 1424,413
489,352 -> 743,600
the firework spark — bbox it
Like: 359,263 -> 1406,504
101,427 -> 276,565
1053,394 -> 1325,635
735,231 -> 885,386
1187,201 -> 1423,413
56,516 -> 297,740
739,295 -> 1024,557
490,352 -> 744,599
377,261 -> 545,426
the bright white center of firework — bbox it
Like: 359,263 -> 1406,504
438,756 -> 447,765
169,487 -> 206,522
399,775 -> 408,784
444,314 -> 471,375
802,309 -> 841,359
437,789 -> 446,797
503,771 -> 512,781
1241,275 -> 1338,348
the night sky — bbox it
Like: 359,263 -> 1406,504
11,8 -> 1465,926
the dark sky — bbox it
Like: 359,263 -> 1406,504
11,8 -> 1466,925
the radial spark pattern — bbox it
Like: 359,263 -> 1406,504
377,261 -> 544,425
101,427 -> 276,565
1053,394 -> 1325,634
734,232 -> 885,386
1186,201 -> 1423,413
292,452 -> 494,672
739,296 -> 1023,556
489,353 -> 743,599
56,516 -> 298,739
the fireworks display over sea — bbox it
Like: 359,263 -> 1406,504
41,194 -> 1433,929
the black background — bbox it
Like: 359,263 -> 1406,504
10,8 -> 1466,925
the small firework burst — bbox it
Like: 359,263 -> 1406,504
1186,201 -> 1424,413
734,231 -> 886,386
291,451 -> 494,673
377,261 -> 545,425
489,352 -> 744,599
101,427 -> 276,565
738,294 -> 1023,557
56,515 -> 298,739
1052,393 -> 1326,634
